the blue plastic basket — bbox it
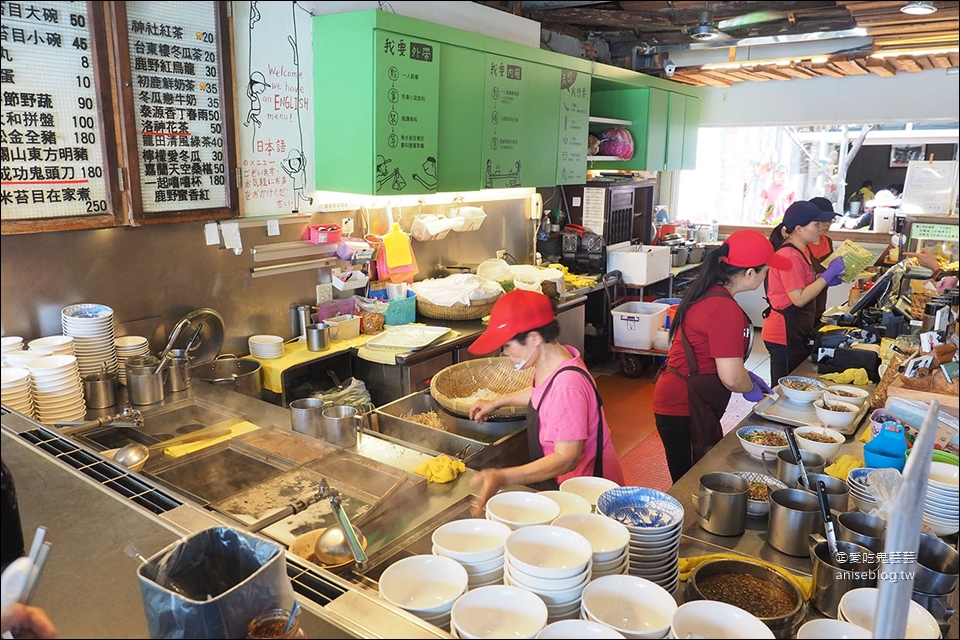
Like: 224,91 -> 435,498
377,290 -> 416,326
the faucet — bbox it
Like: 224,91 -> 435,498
54,402 -> 144,433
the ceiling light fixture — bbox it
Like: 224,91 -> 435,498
900,1 -> 938,15
690,9 -> 721,41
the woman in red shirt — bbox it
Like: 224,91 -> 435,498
652,230 -> 790,482
762,201 -> 846,386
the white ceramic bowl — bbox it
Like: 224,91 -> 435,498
432,518 -> 512,564
797,619 -> 872,639
731,472 -> 788,516
735,425 -> 789,460
433,545 -> 504,575
378,554 -> 468,615
551,513 -> 630,563
486,492 -> 561,529
505,558 -> 591,592
559,476 -> 621,508
778,376 -> 825,404
824,385 -> 870,407
503,568 -> 587,606
538,490 -> 593,517
451,585 -> 547,640
794,425 -> 845,460
504,525 -> 593,580
0,336 -> 23,351
928,461 -> 960,489
839,587 -> 940,639
580,575 -> 676,640
671,600 -> 774,639
814,398 -> 860,430
537,619 -> 626,639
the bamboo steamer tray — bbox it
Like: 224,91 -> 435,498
417,294 -> 500,321
430,357 -> 533,419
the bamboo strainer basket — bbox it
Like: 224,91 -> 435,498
430,357 -> 533,419
417,294 -> 501,321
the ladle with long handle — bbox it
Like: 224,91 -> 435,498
816,479 -> 840,560
113,426 -> 233,469
785,427 -> 810,490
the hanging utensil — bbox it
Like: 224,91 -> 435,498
816,480 -> 840,560
314,476 -> 408,566
785,427 -> 810,490
184,323 -> 203,355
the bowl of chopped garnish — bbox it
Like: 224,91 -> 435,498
732,472 -> 788,516
777,376 -> 825,404
794,425 -> 846,460
736,425 -> 790,461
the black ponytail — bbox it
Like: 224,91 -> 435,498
769,224 -> 787,251
669,245 -> 763,340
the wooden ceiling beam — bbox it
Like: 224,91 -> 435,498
865,57 -> 898,77
949,52 -> 960,67
685,72 -> 736,88
931,54 -> 953,68
745,65 -> 793,81
913,56 -> 935,71
777,64 -> 817,79
725,68 -> 771,82
893,56 -> 924,73
698,71 -> 742,86
812,62 -> 847,78
830,58 -> 870,75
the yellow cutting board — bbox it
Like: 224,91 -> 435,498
382,222 -> 413,268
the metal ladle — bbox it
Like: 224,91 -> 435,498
114,425 -> 233,469
314,476 -> 408,567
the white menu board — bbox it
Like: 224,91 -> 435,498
124,1 -> 229,213
581,187 -> 606,236
0,0 -> 110,220
901,160 -> 957,215
232,1 -> 314,216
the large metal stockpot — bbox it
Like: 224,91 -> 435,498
190,358 -> 262,399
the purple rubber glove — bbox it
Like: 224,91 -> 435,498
822,256 -> 846,286
743,371 -> 773,402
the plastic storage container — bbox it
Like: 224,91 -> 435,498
449,206 -> 487,232
369,290 -> 417,326
325,314 -> 361,340
611,301 -> 669,350
605,243 -> 671,286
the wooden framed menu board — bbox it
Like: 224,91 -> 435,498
110,0 -> 238,225
0,1 -> 124,234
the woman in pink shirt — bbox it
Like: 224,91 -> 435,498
466,290 -> 625,513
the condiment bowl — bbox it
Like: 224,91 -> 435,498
794,425 -> 845,461
378,554 -> 468,615
778,376 -> 825,404
732,472 -> 787,516
824,385 -> 869,407
581,575 -> 676,640
486,491 -> 560,529
813,398 -> 859,430
736,425 -> 789,460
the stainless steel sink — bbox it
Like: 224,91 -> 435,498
137,397 -> 245,440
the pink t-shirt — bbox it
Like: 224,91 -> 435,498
762,245 -> 816,346
530,347 -> 626,486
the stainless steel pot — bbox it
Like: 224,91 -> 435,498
190,357 -> 262,398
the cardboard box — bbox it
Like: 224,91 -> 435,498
606,243 -> 671,286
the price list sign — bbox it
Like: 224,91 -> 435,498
557,69 -> 590,184
124,2 -> 228,213
482,54 -> 525,189
0,1 -> 110,220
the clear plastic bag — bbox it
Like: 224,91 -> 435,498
310,377 -> 371,410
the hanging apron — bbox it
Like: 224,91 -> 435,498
773,242 -> 820,375
655,288 -> 750,463
808,237 -> 833,320
525,365 -> 605,491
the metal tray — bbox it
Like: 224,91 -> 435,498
363,325 -> 451,351
752,392 -> 870,436
236,426 -> 336,465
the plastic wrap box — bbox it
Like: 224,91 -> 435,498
611,301 -> 669,350
606,243 -> 671,286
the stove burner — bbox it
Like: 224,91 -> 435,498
175,423 -> 206,435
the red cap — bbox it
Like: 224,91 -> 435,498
722,229 -> 791,271
468,289 -> 556,355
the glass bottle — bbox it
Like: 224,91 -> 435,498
247,608 -> 306,639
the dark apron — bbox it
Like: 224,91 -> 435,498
774,242 -> 820,374
656,288 -> 750,463
525,365 -> 605,491
808,237 -> 833,320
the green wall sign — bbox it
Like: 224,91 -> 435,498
482,54 -> 525,188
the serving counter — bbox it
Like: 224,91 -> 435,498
668,360 -> 959,638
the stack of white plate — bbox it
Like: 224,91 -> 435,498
503,525 -> 594,624
27,355 -> 85,424
1,368 -> 35,418
432,518 -> 511,589
114,336 -> 151,386
1,336 -> 24,364
248,335 -> 284,359
596,487 -> 684,594
61,303 -> 118,378
845,468 -> 878,513
551,513 -> 630,579
922,462 -> 959,536
27,336 -> 75,356
378,555 -> 468,632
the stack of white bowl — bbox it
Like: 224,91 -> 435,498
486,491 -> 561,530
559,476 -> 621,513
27,336 -> 75,356
4,349 -> 53,369
503,525 -> 593,624
114,336 -> 151,386
538,490 -> 592,518
378,554 -> 468,632
537,619 -> 626,639
596,487 -> 684,594
1,368 -> 35,418
432,518 -> 511,589
1,336 -> 24,359
845,468 -> 878,513
838,588 -> 940,639
551,513 -> 630,578
922,461 -> 959,536
61,303 -> 118,378
581,575 -> 677,639
27,355 -> 85,424
451,585 -> 548,639
669,600 -> 774,639
248,335 -> 284,359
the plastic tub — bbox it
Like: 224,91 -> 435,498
611,302 -> 669,350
